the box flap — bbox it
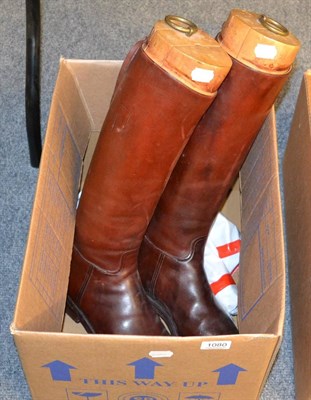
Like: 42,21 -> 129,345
238,110 -> 285,336
66,60 -> 122,184
65,59 -> 122,132
12,60 -> 103,332
283,70 -> 311,400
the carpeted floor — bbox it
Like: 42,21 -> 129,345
1,1 -> 310,398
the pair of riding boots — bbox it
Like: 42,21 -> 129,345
66,11 -> 299,336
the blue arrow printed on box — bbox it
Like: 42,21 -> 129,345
128,357 -> 163,379
42,360 -> 77,381
213,363 -> 246,385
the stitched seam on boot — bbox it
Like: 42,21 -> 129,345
72,246 -> 104,304
151,252 -> 164,295
144,236 -> 164,293
74,245 -> 136,275
145,235 -> 207,262
77,265 -> 93,305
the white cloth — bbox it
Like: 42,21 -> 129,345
204,213 -> 240,317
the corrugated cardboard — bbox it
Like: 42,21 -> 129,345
283,70 -> 311,400
11,59 -> 286,400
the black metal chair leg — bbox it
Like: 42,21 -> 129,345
25,0 -> 41,168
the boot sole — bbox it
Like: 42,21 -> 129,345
65,296 -> 95,334
146,294 -> 179,336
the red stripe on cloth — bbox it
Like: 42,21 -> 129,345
210,273 -> 236,295
217,239 -> 241,259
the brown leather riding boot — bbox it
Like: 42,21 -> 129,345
66,17 -> 232,335
138,10 -> 300,336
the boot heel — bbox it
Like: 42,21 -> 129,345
65,297 -> 81,323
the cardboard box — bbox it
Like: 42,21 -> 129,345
283,70 -> 311,400
11,59 -> 286,400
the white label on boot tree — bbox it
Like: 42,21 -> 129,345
200,340 -> 232,350
254,44 -> 277,59
191,68 -> 215,83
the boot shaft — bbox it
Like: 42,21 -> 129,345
75,45 -> 216,269
145,10 -> 300,259
75,18 -> 233,270
145,58 -> 290,258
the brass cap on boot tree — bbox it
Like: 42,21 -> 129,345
143,15 -> 232,95
218,9 -> 300,74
